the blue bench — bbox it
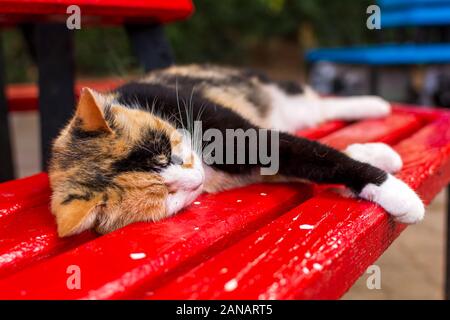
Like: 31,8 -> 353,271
306,0 -> 450,94
379,0 -> 450,8
307,0 -> 450,62
382,5 -> 450,27
379,0 -> 450,27
307,44 -> 450,65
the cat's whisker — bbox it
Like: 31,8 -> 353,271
175,80 -> 188,135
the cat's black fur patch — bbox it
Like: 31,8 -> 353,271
71,119 -> 109,140
102,104 -> 118,131
76,172 -> 114,192
114,82 -> 258,135
276,132 -> 387,192
276,80 -> 304,95
112,128 -> 171,173
62,192 -> 94,205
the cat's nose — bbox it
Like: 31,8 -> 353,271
170,154 -> 184,166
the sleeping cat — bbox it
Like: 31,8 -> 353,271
49,64 -> 424,237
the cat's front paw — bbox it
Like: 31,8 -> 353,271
359,174 -> 425,224
345,142 -> 402,173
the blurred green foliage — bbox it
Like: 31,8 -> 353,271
1,0 -> 376,83
168,0 -> 375,64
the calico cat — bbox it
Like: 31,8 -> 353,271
49,64 -> 424,237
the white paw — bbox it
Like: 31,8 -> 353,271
359,174 -> 425,224
345,143 -> 402,174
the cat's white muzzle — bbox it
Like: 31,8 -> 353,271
161,151 -> 205,216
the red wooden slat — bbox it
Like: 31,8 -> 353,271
0,111 -> 426,299
0,173 -> 49,220
295,120 -> 347,140
0,0 -> 194,24
320,112 -> 424,149
0,173 -> 97,278
0,205 -> 96,278
296,104 -> 437,142
393,104 -> 445,122
147,114 -> 450,300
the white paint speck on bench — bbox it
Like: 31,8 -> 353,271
224,279 -> 238,292
130,252 -> 146,260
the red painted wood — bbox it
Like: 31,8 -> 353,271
320,112 -> 425,149
393,104 -> 445,122
0,173 -> 49,220
6,78 -> 125,112
0,117 -> 342,283
0,184 -> 313,299
0,110 -> 428,299
147,114 -> 450,300
0,0 -> 194,25
293,105 -> 438,141
0,173 -> 97,278
0,205 -> 96,278
295,121 -> 348,140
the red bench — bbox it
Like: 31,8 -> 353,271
5,79 -> 125,112
0,105 -> 449,299
0,0 -> 193,25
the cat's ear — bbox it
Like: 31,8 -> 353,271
53,197 -> 101,237
75,87 -> 112,133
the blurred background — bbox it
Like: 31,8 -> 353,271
4,0 -> 376,84
1,0 -> 447,299
5,0 -> 450,104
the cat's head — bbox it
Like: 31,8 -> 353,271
49,88 -> 204,237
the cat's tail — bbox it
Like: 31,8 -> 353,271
345,143 -> 425,224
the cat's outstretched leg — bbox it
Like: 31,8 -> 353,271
274,133 -> 424,224
321,96 -> 391,122
266,84 -> 391,132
